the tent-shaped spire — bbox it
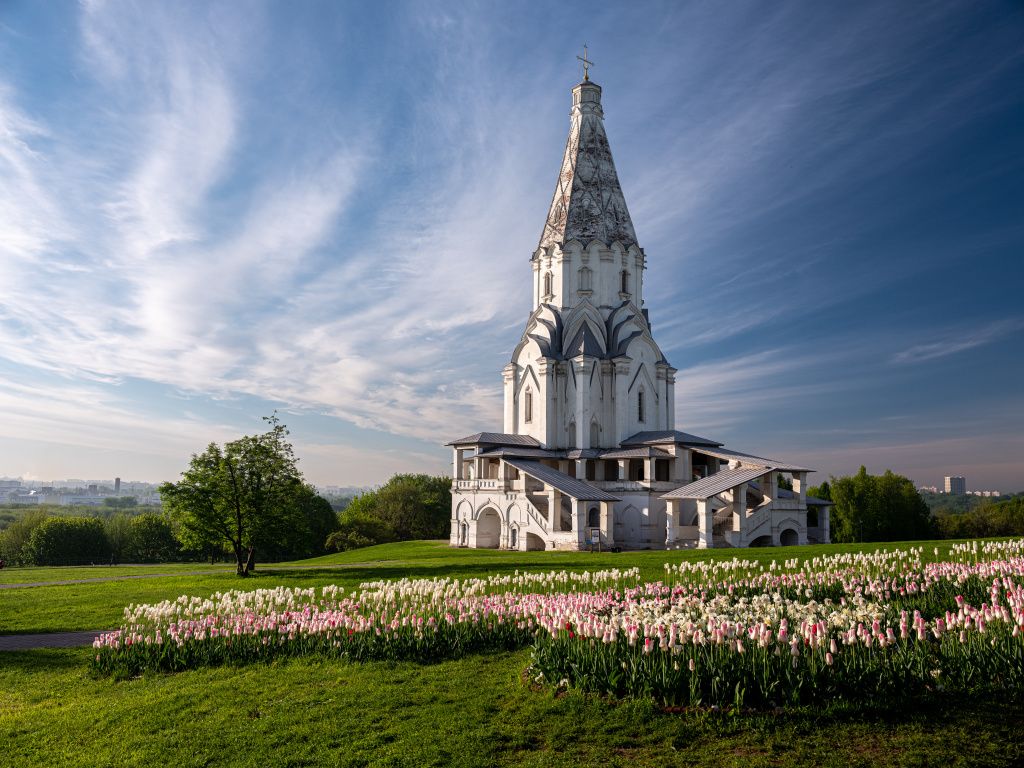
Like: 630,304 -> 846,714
538,80 -> 638,250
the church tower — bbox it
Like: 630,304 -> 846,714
503,78 -> 676,449
447,66 -> 826,552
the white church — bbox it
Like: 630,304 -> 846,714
448,72 -> 832,551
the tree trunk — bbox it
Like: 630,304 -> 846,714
233,542 -> 247,577
244,546 -> 256,575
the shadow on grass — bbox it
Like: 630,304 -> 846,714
0,647 -> 92,672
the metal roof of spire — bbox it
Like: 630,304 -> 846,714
538,76 -> 638,251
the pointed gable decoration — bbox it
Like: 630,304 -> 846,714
538,80 -> 638,250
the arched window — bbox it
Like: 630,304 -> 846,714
590,420 -> 600,448
578,266 -> 592,292
620,270 -> 630,295
543,272 -> 553,298
524,389 -> 533,423
637,389 -> 645,423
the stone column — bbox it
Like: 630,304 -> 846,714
697,498 -> 714,549
574,357 -> 591,449
549,489 -> 562,532
600,501 -> 614,546
665,499 -> 677,546
453,449 -> 464,480
502,364 -> 517,433
643,458 -> 653,483
793,472 -> 807,505
617,459 -> 628,482
822,507 -> 831,544
733,482 -> 747,531
613,359 -> 631,445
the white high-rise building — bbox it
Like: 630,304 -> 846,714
447,73 -> 830,551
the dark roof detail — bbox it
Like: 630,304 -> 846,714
476,447 -> 563,459
538,81 -> 638,250
621,430 -> 723,447
445,433 -> 542,447
599,446 -> 673,460
503,458 -> 620,501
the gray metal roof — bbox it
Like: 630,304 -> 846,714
445,433 -> 542,447
599,446 -> 673,460
621,430 -> 723,447
690,446 -> 813,473
503,458 -> 620,501
661,466 -> 772,500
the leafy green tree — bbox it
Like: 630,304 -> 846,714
160,415 -> 306,576
104,513 -> 133,563
327,505 -> 397,552
104,497 -> 138,508
830,467 -> 934,543
808,481 -> 832,502
125,513 -> 180,562
370,474 -> 452,540
0,510 -> 48,565
25,517 -> 110,565
255,484 -> 339,561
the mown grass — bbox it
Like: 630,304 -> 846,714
4,538 -> 1022,767
0,539 -> 980,634
1,647 -> 1022,768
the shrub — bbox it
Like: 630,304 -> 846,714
25,516 -> 111,566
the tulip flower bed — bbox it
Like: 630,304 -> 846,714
93,540 -> 1024,709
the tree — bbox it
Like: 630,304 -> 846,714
0,510 -> 48,565
25,517 -> 110,566
830,466 -> 934,543
808,481 -> 831,502
369,474 -> 452,540
125,513 -> 180,562
160,415 -> 307,576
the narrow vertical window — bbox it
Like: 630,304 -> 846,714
637,390 -> 645,423
621,270 -> 629,294
543,272 -> 553,298
578,266 -> 592,292
524,390 -> 533,423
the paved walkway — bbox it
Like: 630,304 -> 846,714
0,630 -> 105,650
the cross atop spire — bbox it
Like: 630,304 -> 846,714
577,44 -> 594,82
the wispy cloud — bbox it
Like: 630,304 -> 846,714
891,319 -> 1024,365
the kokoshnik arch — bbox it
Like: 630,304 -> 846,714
447,73 -> 832,551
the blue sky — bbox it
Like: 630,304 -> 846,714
1,0 -> 1022,490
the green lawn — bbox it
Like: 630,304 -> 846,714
0,539 -> 971,634
2,539 -> 1022,767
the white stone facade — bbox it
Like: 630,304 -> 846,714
448,77 -> 830,551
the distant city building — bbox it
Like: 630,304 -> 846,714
114,477 -> 121,494
918,485 -> 939,494
968,490 -> 1001,497
945,476 -> 966,495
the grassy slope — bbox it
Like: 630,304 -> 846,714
0,539 -> 973,634
3,538 -> 1023,767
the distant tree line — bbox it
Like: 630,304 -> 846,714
811,468 -> 1024,543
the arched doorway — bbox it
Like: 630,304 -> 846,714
587,506 -> 600,529
779,528 -> 799,547
508,527 -> 519,550
525,532 -> 546,551
476,507 -> 501,548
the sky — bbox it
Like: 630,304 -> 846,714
1,0 -> 1022,491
